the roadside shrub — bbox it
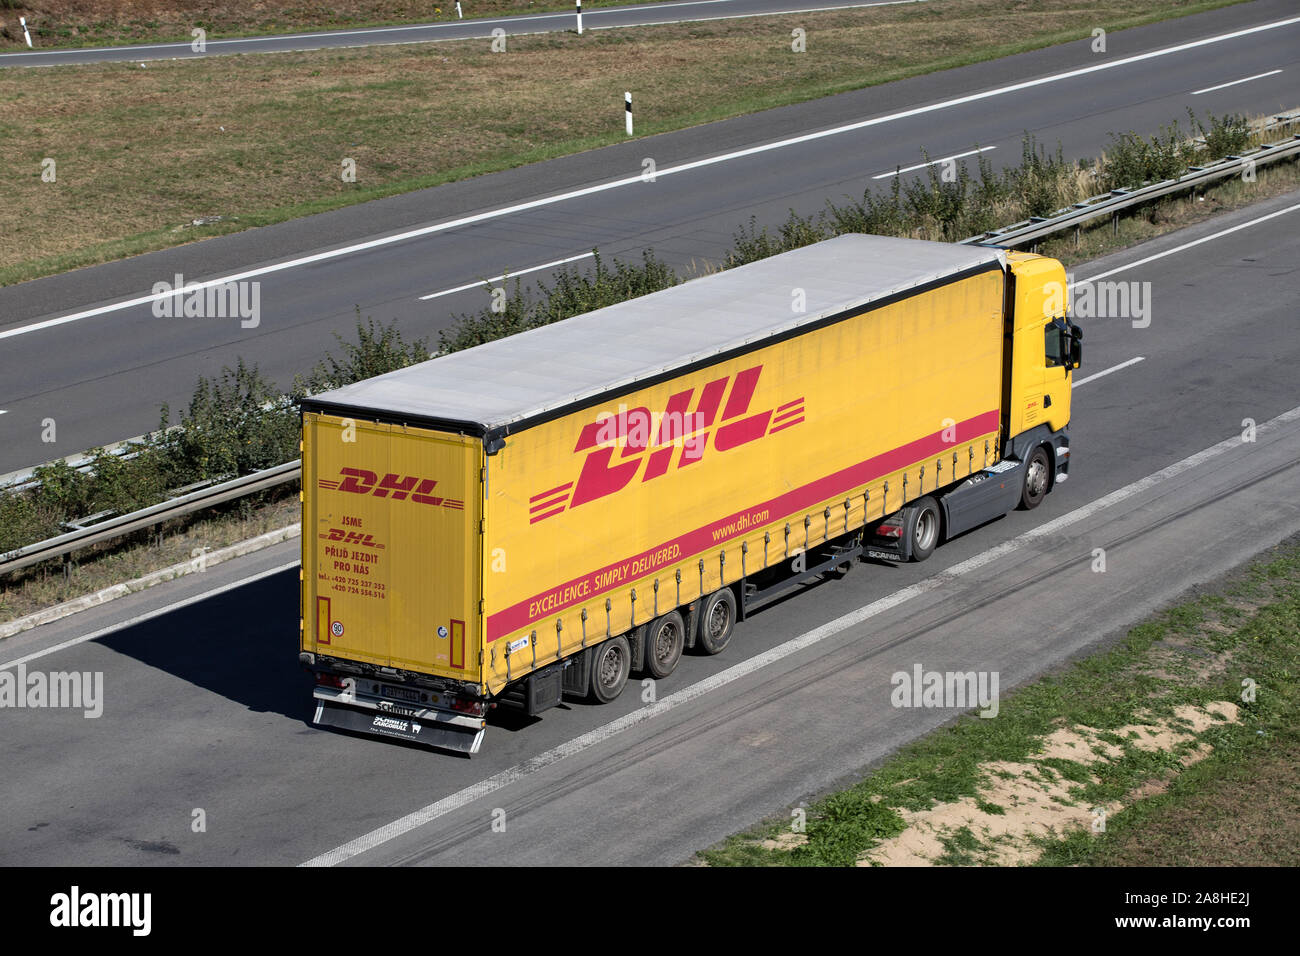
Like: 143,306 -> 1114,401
1191,110 -> 1251,161
294,313 -> 431,398
28,459 -> 94,521
157,359 -> 298,481
1101,122 -> 1197,191
0,494 -> 61,555
825,179 -> 892,237
82,444 -> 171,516
1008,135 -> 1077,219
437,249 -> 680,354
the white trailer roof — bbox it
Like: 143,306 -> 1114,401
306,234 -> 1006,432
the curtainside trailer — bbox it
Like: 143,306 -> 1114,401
299,233 -> 1081,753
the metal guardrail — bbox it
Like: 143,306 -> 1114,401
4,116 -> 1299,578
0,460 -> 301,577
962,125 -> 1300,248
0,432 -> 152,495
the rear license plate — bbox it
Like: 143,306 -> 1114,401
379,683 -> 420,704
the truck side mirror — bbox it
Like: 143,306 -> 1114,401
1068,321 -> 1083,370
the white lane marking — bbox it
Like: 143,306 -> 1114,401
872,146 -> 995,179
4,14 -> 1298,341
1072,356 -> 1144,388
301,402 -> 1300,866
0,410 -> 7,415
1191,69 -> 1282,95
418,252 -> 595,300
0,1 -> 913,61
0,561 -> 299,671
1078,202 -> 1300,284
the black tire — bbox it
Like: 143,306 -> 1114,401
696,587 -> 737,655
643,611 -> 686,679
1019,446 -> 1052,511
903,496 -> 941,562
587,635 -> 631,703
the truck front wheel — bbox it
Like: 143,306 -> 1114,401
697,588 -> 737,655
588,635 -> 631,703
904,496 -> 941,562
1019,446 -> 1052,510
644,611 -> 686,679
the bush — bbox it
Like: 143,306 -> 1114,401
0,494 -> 61,555
1191,110 -> 1251,161
1008,135 -> 1074,219
294,314 -> 431,398
1101,121 -> 1197,191
157,359 -> 298,482
437,250 -> 680,354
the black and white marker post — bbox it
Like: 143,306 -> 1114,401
456,1 -> 463,18
576,0 -> 583,35
625,91 -> 633,136
20,16 -> 33,47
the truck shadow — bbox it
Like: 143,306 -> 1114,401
95,568 -> 312,724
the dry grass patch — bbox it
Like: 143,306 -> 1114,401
856,703 -> 1239,866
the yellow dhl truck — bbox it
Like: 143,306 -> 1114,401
299,234 -> 1081,754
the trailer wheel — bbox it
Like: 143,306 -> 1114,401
587,635 -> 631,704
697,588 -> 737,655
644,611 -> 686,679
905,496 -> 941,562
1019,446 -> 1051,510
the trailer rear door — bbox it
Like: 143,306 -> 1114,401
302,413 -> 482,684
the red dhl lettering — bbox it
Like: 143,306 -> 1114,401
530,365 -> 804,521
319,528 -> 383,549
318,469 -> 463,510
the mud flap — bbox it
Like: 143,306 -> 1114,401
313,701 -> 485,755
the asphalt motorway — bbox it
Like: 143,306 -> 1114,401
0,0 -> 1297,472
0,0 -> 915,67
0,191 -> 1297,865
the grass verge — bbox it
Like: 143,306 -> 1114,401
0,0 -> 1246,285
698,534 -> 1300,866
0,0 -> 661,51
